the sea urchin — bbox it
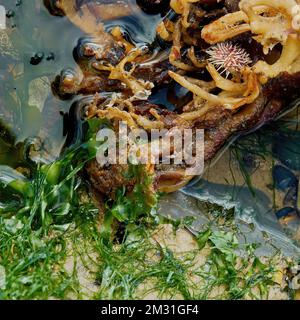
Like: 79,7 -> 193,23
206,42 -> 252,78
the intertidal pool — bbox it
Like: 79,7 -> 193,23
0,0 -> 300,300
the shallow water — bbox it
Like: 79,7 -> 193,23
0,0 -> 164,165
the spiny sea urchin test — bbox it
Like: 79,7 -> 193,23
206,42 -> 252,78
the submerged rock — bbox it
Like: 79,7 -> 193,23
273,165 -> 298,191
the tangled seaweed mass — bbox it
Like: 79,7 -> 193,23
47,0 -> 300,198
